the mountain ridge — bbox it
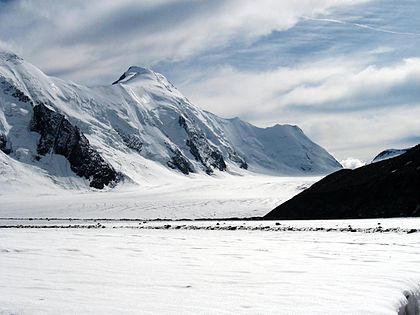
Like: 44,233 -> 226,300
0,49 -> 342,189
372,147 -> 410,163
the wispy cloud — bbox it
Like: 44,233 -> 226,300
0,0 -> 419,161
178,58 -> 420,160
179,58 -> 420,116
0,0 -> 369,83
303,17 -> 420,37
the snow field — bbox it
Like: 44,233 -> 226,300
0,228 -> 419,314
0,175 -> 317,219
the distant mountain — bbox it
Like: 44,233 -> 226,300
372,148 -> 410,163
0,50 -> 341,189
264,144 -> 420,219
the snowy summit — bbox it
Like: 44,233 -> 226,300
0,49 -> 341,190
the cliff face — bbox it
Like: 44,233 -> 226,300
30,104 -> 120,189
264,144 -> 420,219
178,115 -> 227,174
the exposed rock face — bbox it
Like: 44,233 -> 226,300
264,144 -> 420,219
0,134 -> 11,154
112,73 -> 128,85
167,147 -> 194,175
228,152 -> 248,170
0,78 -> 31,103
116,129 -> 143,153
179,115 -> 227,174
30,103 -> 120,189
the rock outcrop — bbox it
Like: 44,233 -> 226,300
116,129 -> 143,153
167,147 -> 194,175
0,134 -> 11,154
30,104 -> 120,189
179,115 -> 227,174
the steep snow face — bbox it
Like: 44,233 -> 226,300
215,117 -> 342,175
372,148 -> 410,163
0,49 -> 341,189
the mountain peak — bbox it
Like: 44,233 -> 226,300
0,50 -> 23,65
112,66 -> 157,85
371,147 -> 410,163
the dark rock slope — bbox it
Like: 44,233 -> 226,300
30,104 -> 120,189
0,134 -> 10,154
178,115 -> 227,174
264,144 -> 420,219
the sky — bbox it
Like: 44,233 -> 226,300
0,0 -> 419,163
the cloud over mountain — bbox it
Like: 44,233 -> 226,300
1,0 -> 419,161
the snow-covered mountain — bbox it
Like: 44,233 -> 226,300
371,148 -> 410,163
0,50 -> 341,189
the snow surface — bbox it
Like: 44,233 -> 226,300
372,148 -> 410,163
1,49 -> 417,315
0,173 -> 317,219
0,226 -> 419,314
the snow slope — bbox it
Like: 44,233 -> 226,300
372,148 -> 410,163
0,227 -> 419,314
0,49 -> 341,190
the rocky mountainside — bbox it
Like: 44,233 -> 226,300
264,144 -> 420,219
0,50 -> 341,189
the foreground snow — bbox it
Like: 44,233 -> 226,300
0,175 -> 317,219
0,227 -> 419,314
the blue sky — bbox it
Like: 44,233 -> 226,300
0,0 -> 419,162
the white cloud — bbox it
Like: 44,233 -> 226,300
278,58 -> 420,108
0,40 -> 18,54
177,58 -> 420,161
0,0 -> 369,83
2,0 -> 419,162
180,57 -> 420,116
181,58 -> 420,117
340,158 -> 365,169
